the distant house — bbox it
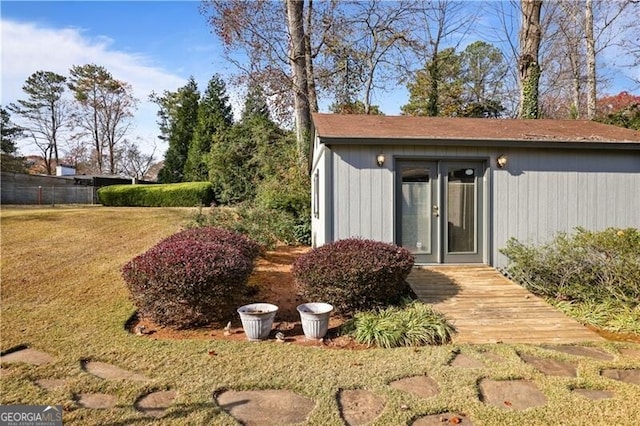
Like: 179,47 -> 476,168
310,113 -> 640,268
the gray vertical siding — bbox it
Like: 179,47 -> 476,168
314,142 -> 640,268
492,148 -> 640,267
331,144 -> 489,245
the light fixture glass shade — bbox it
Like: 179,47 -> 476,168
376,154 -> 385,167
497,155 -> 508,168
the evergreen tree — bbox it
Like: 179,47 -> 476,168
210,86 -> 282,204
184,74 -> 233,181
401,48 -> 463,117
241,82 -> 270,123
1,107 -> 27,173
9,71 -> 69,174
156,78 -> 200,183
1,107 -> 23,155
459,41 -> 507,118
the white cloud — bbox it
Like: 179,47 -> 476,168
1,19 -> 187,155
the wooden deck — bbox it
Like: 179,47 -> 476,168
407,265 -> 604,344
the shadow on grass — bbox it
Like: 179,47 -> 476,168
97,402 -> 225,426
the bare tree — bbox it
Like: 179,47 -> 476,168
409,0 -> 478,116
585,0 -> 597,119
68,64 -> 137,174
118,139 -> 157,180
584,0 -> 635,119
338,0 -> 415,114
203,0 -> 337,164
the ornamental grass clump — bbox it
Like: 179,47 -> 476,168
122,231 -> 257,329
344,301 -> 456,348
160,226 -> 261,260
292,239 -> 415,316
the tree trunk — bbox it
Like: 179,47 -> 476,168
305,0 -> 318,112
585,0 -> 596,120
518,0 -> 543,119
286,0 -> 311,167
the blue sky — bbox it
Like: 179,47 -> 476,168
2,1 -> 639,158
1,1 -> 237,156
1,0 -> 410,157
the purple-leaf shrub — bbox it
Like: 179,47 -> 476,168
160,226 -> 261,260
292,239 -> 415,315
122,239 -> 253,329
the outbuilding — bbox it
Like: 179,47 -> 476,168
310,113 -> 640,267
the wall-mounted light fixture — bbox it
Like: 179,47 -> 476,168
497,154 -> 508,169
376,153 -> 386,167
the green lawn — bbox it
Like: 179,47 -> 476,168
1,206 -> 639,425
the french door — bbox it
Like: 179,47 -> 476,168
397,160 -> 484,264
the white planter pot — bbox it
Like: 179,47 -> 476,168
297,302 -> 334,340
237,303 -> 278,341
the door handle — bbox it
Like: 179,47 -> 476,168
433,205 -> 439,217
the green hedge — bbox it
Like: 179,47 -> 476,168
98,182 -> 214,207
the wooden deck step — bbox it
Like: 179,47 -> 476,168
407,266 -> 603,344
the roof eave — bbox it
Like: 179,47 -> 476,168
317,136 -> 640,150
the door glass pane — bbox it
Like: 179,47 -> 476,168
401,166 -> 431,253
447,168 -> 476,253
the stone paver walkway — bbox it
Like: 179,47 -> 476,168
1,343 -> 638,424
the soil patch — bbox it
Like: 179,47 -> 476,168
216,389 -> 315,425
75,393 -> 118,409
413,412 -> 473,425
588,326 -> 640,344
135,390 -> 177,418
126,246 -> 365,349
390,375 -> 439,399
1,348 -> 54,365
81,360 -> 148,382
478,379 -> 547,410
338,389 -> 385,426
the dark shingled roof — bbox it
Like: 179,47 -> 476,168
312,113 -> 640,145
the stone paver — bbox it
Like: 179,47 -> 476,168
216,389 -> 315,425
543,345 -> 613,361
601,369 -> 640,386
481,352 -> 507,364
451,353 -> 485,369
76,393 -> 118,409
413,412 -> 474,425
519,353 -> 577,377
479,379 -> 547,410
620,348 -> 640,359
572,388 -> 614,400
338,389 -> 385,426
1,348 -> 54,365
390,376 -> 439,400
35,379 -> 66,390
135,390 -> 177,418
81,360 -> 148,382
